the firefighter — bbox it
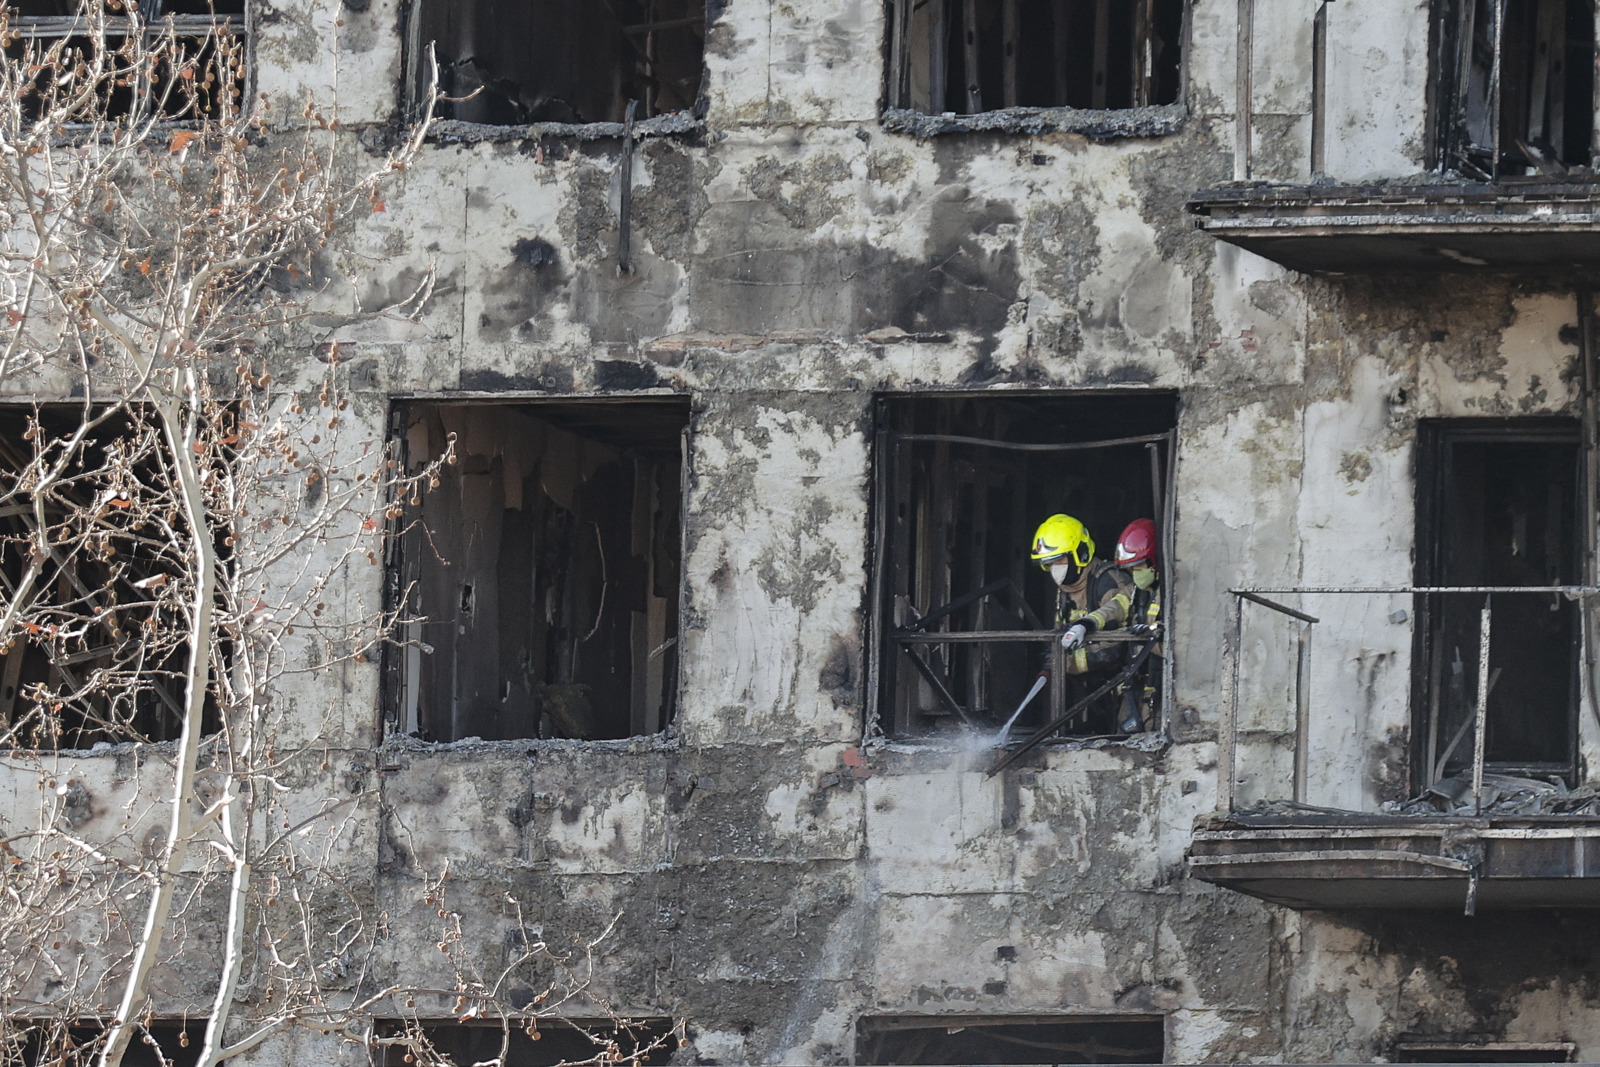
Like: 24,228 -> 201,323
1030,514 -> 1134,731
1113,517 -> 1162,734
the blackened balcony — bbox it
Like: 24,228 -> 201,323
1186,579 -> 1600,913
1186,181 -> 1600,275
1189,812 -> 1600,911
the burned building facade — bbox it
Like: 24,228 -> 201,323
11,0 -> 1600,1062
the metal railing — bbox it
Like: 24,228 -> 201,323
1221,585 -> 1600,816
891,577 -> 1160,773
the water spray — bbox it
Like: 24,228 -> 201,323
993,673 -> 1048,747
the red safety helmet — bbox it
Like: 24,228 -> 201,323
1115,518 -> 1158,568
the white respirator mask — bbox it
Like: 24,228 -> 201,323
1050,563 -> 1072,585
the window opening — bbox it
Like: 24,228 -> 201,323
1395,1039 -> 1576,1062
377,1019 -> 677,1066
1413,420 -> 1581,788
856,1014 -> 1165,1065
1434,0 -> 1596,178
410,0 -> 705,125
885,0 -> 1183,114
17,1022 -> 202,1067
0,406 -> 217,749
389,399 -> 687,743
4,0 -> 246,122
872,394 -> 1176,742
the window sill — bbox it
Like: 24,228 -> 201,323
880,102 -> 1185,140
867,729 -> 1170,768
380,729 -> 679,757
425,111 -> 703,145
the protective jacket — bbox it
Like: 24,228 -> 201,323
1056,559 -> 1134,675
1119,575 -> 1163,733
1131,582 -> 1161,633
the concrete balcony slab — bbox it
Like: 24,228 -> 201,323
1188,812 -> 1600,911
1187,181 -> 1600,275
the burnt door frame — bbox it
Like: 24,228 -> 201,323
1412,417 -> 1583,789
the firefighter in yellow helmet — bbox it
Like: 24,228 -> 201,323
1031,514 -> 1135,729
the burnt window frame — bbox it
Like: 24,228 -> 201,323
3,0 -> 251,125
0,404 -> 227,750
1411,417 -> 1585,789
383,395 -> 690,745
14,1021 -> 203,1066
400,0 -> 711,132
881,0 -> 1189,129
1429,0 -> 1598,179
867,391 -> 1178,744
1394,1038 -> 1577,1062
375,1018 -> 679,1066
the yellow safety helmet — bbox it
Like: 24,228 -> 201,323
1030,514 -> 1094,569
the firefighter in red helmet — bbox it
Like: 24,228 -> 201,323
1113,518 -> 1162,733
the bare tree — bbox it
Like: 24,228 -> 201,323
0,6 -> 674,1066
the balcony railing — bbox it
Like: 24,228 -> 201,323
1220,584 -> 1600,813
1193,584 -> 1600,913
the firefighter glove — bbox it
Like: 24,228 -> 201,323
1061,623 -> 1088,651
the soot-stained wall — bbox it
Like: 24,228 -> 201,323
9,0 -> 1600,1063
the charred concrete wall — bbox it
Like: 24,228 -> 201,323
10,0 -> 1600,1062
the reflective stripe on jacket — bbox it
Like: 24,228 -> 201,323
1056,559 -> 1134,674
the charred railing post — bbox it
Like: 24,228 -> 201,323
1294,624 -> 1311,805
1001,0 -> 1018,109
1234,0 -> 1253,179
1473,596 -> 1492,815
1049,627 -> 1067,733
962,0 -> 981,112
1226,590 -> 1321,812
1580,287 -> 1600,750
1222,592 -> 1243,812
618,99 -> 638,275
887,0 -> 912,108
1488,0 -> 1506,176
1092,0 -> 1111,108
1311,1 -> 1330,176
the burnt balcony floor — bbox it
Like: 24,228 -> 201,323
1186,180 -> 1600,275
1188,812 -> 1600,911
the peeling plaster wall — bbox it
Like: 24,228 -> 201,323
9,0 -> 1600,1063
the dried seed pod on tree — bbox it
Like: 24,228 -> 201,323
0,7 -> 661,1067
